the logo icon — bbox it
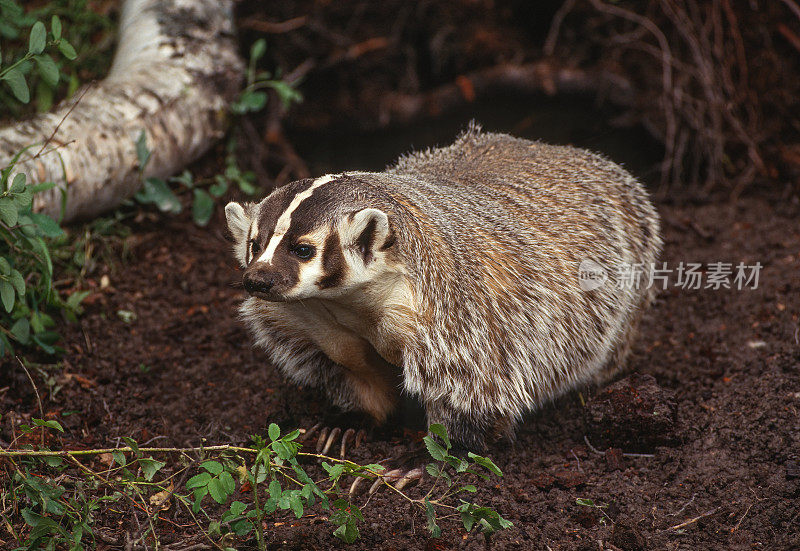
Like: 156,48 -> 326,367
578,259 -> 607,291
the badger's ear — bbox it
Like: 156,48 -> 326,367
346,208 -> 393,263
225,202 -> 253,267
225,202 -> 251,242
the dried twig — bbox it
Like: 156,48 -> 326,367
239,16 -> 307,34
667,507 -> 721,531
544,0 -> 579,56
16,357 -> 44,446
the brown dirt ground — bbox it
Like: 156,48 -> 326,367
1,160 -> 799,550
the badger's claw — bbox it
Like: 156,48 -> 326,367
320,427 -> 341,454
394,467 -> 424,491
299,425 -> 366,458
339,428 -> 355,458
354,467 -> 423,496
299,423 -> 322,443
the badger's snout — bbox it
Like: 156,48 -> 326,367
243,265 -> 285,300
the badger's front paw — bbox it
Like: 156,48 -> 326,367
348,466 -> 424,496
300,424 -> 367,458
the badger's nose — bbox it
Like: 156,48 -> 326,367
243,271 -> 275,295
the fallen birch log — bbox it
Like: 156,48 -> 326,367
0,0 -> 243,221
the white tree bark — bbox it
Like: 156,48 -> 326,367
0,0 -> 243,221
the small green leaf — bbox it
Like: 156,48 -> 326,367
467,452 -> 503,476
219,470 -> 235,493
323,462 -> 346,480
121,436 -> 140,457
267,80 -> 302,110
29,181 -> 56,193
251,39 -> 266,62
576,498 -> 595,507
460,485 -> 477,493
170,170 -> 193,188
35,54 -> 59,88
10,173 -> 26,192
0,333 -> 13,357
461,511 -> 476,532
135,131 -> 150,168
208,179 -> 227,197
207,477 -> 228,504
333,522 -> 360,544
51,15 -> 61,39
0,259 -> 7,275
30,311 -> 54,333
201,460 -> 223,475
192,188 -> 213,226
192,487 -> 207,512
272,441 -> 292,460
44,456 -> 62,467
12,187 -> 33,209
32,417 -> 64,432
112,450 -> 126,466
0,198 -> 19,227
249,462 -> 267,484
65,290 -> 90,312
268,479 -> 282,499
268,423 -> 280,441
139,457 -> 165,481
425,463 -> 440,477
30,212 -> 63,237
32,330 -> 59,352
1,280 -> 15,312
2,67 -> 30,103
263,496 -> 278,514
283,429 -> 301,441
289,494 -> 303,518
28,21 -> 46,55
424,498 -> 441,537
186,472 -> 212,489
242,90 -> 267,111
228,501 -> 247,517
428,423 -> 451,449
140,177 -> 181,213
423,435 -> 446,461
58,39 -> 77,60
232,519 -> 253,536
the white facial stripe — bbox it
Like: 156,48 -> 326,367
258,174 -> 336,265
246,221 -> 258,264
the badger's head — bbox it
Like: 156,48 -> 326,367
225,174 -> 399,302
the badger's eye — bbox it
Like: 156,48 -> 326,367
250,240 -> 260,258
291,244 -> 315,260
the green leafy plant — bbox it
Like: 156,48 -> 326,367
0,424 -> 511,549
133,132 -> 257,226
422,424 -> 513,540
1,0 -> 115,114
0,159 -> 88,356
0,6 -> 94,357
231,38 -> 303,115
0,4 -> 77,107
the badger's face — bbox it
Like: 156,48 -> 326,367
225,175 -> 397,302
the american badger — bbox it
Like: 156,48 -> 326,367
225,125 -> 661,450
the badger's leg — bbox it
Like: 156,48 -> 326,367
242,299 -> 403,455
423,399 -> 491,453
594,287 -> 656,384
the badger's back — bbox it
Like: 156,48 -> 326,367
373,128 -> 661,431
